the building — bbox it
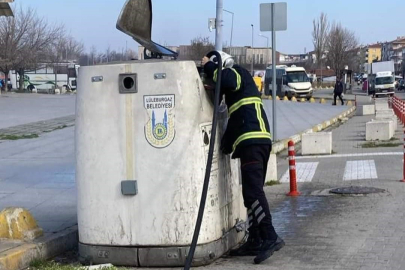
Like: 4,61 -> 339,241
402,48 -> 405,78
279,53 -> 309,65
308,50 -> 328,65
0,0 -> 13,17
366,43 -> 382,63
382,36 -> 405,75
224,47 -> 278,68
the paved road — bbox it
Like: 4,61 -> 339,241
0,93 -> 75,129
262,99 -> 350,141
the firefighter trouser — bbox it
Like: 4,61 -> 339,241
239,144 -> 278,241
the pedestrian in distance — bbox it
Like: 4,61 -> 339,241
333,77 -> 345,106
202,52 -> 284,265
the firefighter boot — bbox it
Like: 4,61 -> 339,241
229,229 -> 262,256
253,236 -> 285,264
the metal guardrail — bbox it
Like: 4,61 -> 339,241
390,95 -> 405,182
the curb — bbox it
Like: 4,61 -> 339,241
261,95 -> 357,102
0,226 -> 78,270
320,96 -> 356,101
272,106 -> 356,154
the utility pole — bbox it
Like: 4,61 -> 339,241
251,24 -> 254,75
215,0 -> 223,51
271,4 -> 277,141
259,33 -> 269,66
223,9 -> 234,48
126,41 -> 128,61
320,58 -> 323,86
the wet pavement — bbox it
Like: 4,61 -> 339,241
121,99 -> 405,269
2,94 -> 405,269
114,180 -> 405,270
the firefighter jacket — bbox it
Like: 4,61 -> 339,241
204,62 -> 272,158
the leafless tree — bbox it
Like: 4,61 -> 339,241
326,22 -> 358,76
312,13 -> 329,70
88,46 -> 97,65
127,48 -> 137,60
64,37 -> 84,61
347,46 -> 365,74
0,6 -> 62,91
105,46 -> 111,63
46,29 -> 84,87
78,45 -> 138,66
187,36 -> 214,61
46,30 -> 64,90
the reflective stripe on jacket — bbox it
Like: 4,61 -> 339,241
204,62 -> 272,158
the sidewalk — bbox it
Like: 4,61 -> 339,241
0,96 -> 392,270
262,99 -> 351,141
117,104 -> 405,269
277,111 -> 402,186
313,88 -> 368,103
0,126 -> 77,270
0,127 -> 76,233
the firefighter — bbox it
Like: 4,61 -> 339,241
202,53 -> 284,264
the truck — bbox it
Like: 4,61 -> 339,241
367,61 -> 395,97
264,65 -> 313,99
8,63 -> 80,92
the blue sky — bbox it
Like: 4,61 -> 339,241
15,0 -> 405,54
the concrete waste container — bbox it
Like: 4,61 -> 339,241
76,60 -> 245,267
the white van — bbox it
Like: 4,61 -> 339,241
369,71 -> 395,97
265,65 -> 313,99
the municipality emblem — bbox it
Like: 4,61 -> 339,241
144,95 -> 175,148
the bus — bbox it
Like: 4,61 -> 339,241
9,63 -> 80,92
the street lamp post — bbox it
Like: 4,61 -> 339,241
259,34 -> 269,48
215,0 -> 224,51
251,24 -> 254,75
223,9 -> 234,48
259,33 -> 269,66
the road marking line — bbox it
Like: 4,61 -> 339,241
343,160 -> 378,181
281,162 -> 319,183
295,152 -> 402,160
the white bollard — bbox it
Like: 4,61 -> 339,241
302,132 -> 332,155
366,120 -> 394,141
357,105 -> 375,116
265,154 -> 278,183
375,102 -> 389,112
